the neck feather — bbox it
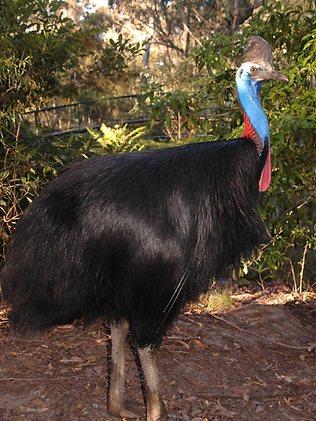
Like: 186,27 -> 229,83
236,75 -> 271,191
236,78 -> 270,150
242,113 -> 263,153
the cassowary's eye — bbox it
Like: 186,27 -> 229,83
250,66 -> 257,73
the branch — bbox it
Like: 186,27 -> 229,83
210,313 -> 315,352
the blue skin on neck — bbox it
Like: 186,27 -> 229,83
236,70 -> 270,150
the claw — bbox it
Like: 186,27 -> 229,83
145,391 -> 167,421
108,404 -> 140,419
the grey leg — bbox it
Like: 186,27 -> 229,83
138,347 -> 167,421
108,321 -> 137,418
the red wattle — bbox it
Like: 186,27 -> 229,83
242,113 -> 256,139
259,147 -> 271,191
241,113 -> 271,191
242,113 -> 263,153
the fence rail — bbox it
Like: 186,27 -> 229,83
24,94 -> 147,137
23,93 -> 228,139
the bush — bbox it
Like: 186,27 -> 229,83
0,0 -> 84,261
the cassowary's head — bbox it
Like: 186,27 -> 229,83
236,36 -> 288,192
236,61 -> 288,83
236,36 -> 288,83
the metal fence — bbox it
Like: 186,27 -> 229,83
24,94 -> 148,137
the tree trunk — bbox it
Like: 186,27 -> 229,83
143,42 -> 151,68
227,0 -> 254,32
184,1 -> 191,56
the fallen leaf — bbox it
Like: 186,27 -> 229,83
178,340 -> 190,350
32,399 -> 48,408
191,339 -> 208,350
191,407 -> 202,417
93,366 -> 103,375
255,404 -> 265,413
214,402 -> 236,418
288,404 -> 302,412
186,396 -> 199,402
242,391 -> 250,402
298,378 -> 314,386
60,356 -> 83,363
26,407 -> 48,413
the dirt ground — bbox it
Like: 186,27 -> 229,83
0,291 -> 315,421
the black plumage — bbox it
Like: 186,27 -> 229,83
2,138 -> 267,347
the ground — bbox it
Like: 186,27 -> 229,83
0,290 -> 315,420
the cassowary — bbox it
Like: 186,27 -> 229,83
1,37 -> 287,420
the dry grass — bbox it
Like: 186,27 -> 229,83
203,290 -> 235,313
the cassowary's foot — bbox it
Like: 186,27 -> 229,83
108,382 -> 140,419
145,391 -> 167,421
108,401 -> 139,419
109,322 -> 139,418
138,346 -> 167,421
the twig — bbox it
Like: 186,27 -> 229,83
196,390 -> 316,401
210,314 -> 314,352
5,336 -> 45,343
166,335 -> 201,341
299,245 -> 308,295
289,258 -> 297,294
0,374 -> 90,383
260,228 -> 283,251
182,314 -> 204,327
297,196 -> 312,210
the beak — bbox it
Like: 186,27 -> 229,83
259,69 -> 288,82
268,70 -> 288,81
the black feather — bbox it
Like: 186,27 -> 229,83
1,139 -> 268,347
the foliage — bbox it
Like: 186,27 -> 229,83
143,80 -> 234,141
87,124 -> 146,153
87,123 -> 172,153
0,0 -> 82,101
0,55 -> 35,125
111,0 -> 255,58
94,35 -> 143,77
0,0 -> 84,260
143,87 -> 199,140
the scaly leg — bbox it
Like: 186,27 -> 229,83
107,321 -> 137,418
138,346 -> 167,421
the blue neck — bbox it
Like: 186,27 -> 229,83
236,75 -> 270,149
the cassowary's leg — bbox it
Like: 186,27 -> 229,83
107,321 -> 136,418
138,347 -> 167,421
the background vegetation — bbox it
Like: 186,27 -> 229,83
0,0 -> 315,292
